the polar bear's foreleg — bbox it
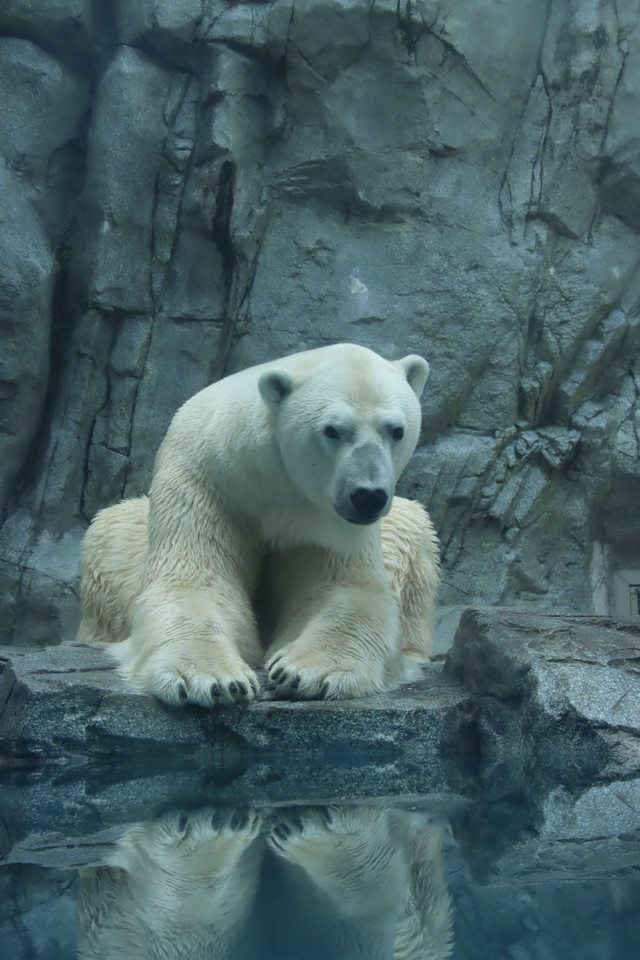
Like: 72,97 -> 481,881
78,808 -> 264,959
264,544 -> 405,699
114,580 -> 262,706
78,494 -> 263,706
265,585 -> 402,699
263,498 -> 439,700
109,478 -> 264,707
268,806 -> 411,913
268,808 -> 453,960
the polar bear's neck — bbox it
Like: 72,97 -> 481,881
260,507 -> 378,555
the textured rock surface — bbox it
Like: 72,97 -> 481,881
445,607 -> 640,791
0,641 -> 465,801
0,1 -> 639,642
1,608 -> 638,785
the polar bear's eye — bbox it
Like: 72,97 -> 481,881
324,425 -> 340,440
391,426 -> 405,441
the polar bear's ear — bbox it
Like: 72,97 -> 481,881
397,355 -> 430,398
258,369 -> 294,406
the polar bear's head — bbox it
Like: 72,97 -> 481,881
258,344 -> 429,529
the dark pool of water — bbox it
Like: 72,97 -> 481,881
1,780 -> 639,959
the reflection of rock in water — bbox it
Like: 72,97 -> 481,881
77,806 -> 452,960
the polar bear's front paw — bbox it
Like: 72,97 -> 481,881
119,644 -> 262,708
265,646 -> 384,701
152,807 -> 263,850
268,807 -> 388,860
267,806 -> 335,856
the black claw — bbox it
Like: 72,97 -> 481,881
291,675 -> 301,689
271,667 -> 283,681
279,671 -> 288,683
237,681 -> 247,696
318,682 -> 329,699
270,654 -> 282,668
229,682 -> 238,695
211,682 -> 221,698
274,823 -> 291,840
250,679 -> 258,694
177,681 -> 188,700
178,813 -> 189,835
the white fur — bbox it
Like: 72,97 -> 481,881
77,806 -> 453,960
77,344 -> 439,705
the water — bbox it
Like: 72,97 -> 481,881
2,781 -> 638,959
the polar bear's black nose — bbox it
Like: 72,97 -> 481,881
350,486 -> 388,519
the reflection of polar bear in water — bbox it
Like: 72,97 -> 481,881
78,806 -> 453,960
78,344 -> 439,706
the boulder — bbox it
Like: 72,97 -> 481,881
444,607 -> 640,793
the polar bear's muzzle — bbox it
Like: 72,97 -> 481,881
331,440 -> 395,525
345,486 -> 389,524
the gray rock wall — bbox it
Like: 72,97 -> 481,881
0,0 -> 639,643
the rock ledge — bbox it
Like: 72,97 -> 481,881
1,608 -> 638,800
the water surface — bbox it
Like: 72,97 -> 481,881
2,786 -> 638,959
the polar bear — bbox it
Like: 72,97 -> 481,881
78,343 -> 439,706
78,805 -> 453,960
